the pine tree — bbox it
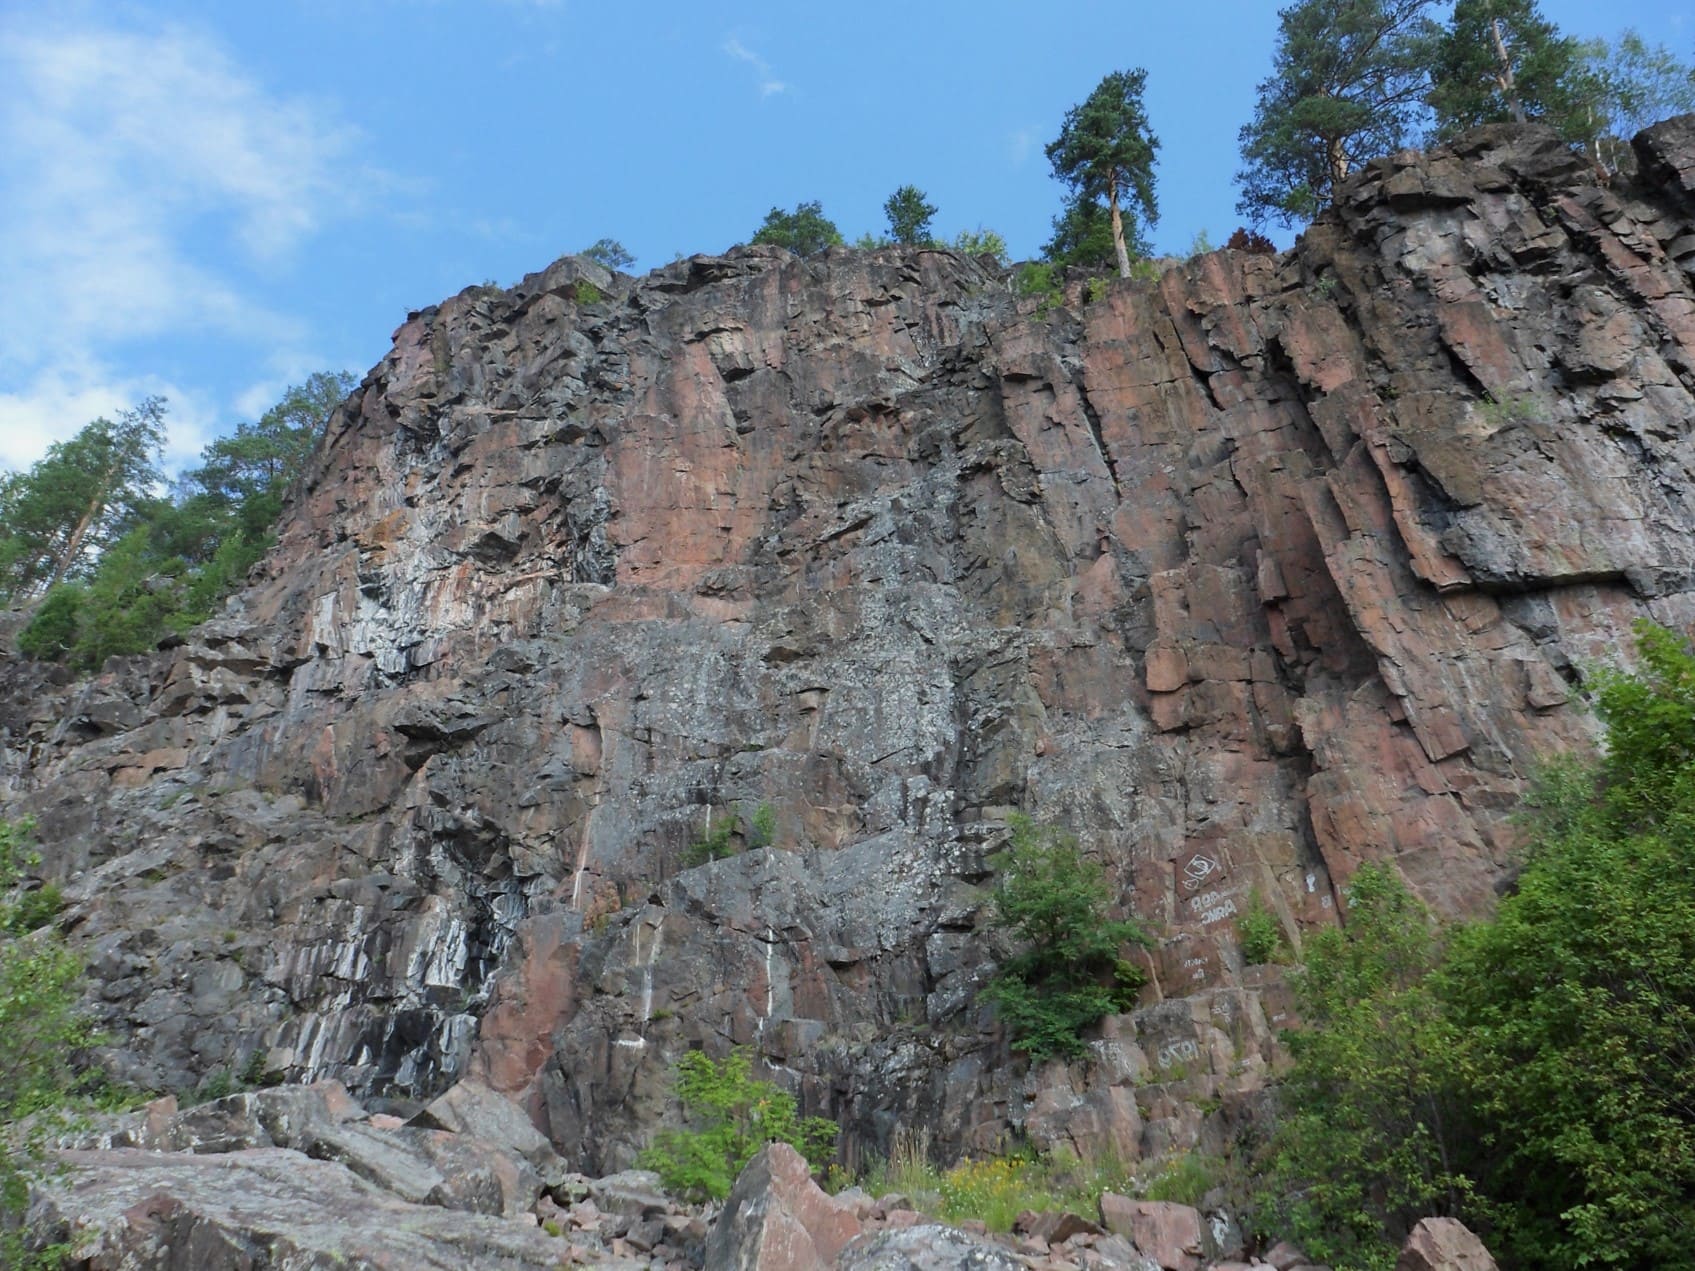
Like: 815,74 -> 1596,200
1046,70 -> 1160,278
0,398 -> 166,601
1237,0 -> 1439,228
1426,0 -> 1585,140
882,185 -> 938,245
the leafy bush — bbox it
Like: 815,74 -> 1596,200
637,1049 -> 836,1200
1434,620 -> 1695,1269
1236,892 -> 1286,965
980,815 -> 1149,1061
1266,621 -> 1695,1269
1226,227 -> 1277,255
950,227 -> 1008,267
751,202 -> 844,256
0,819 -> 98,1268
1260,864 -> 1466,1271
1015,263 -> 1064,314
682,802 -> 775,867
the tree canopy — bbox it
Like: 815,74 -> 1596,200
1425,0 -> 1585,140
1236,0 -> 1439,228
1265,621 -> 1695,1269
0,398 -> 166,603
883,185 -> 938,245
14,373 -> 354,671
1046,69 -> 1160,278
750,201 -> 844,256
580,238 -> 635,269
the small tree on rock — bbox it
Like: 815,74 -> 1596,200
883,185 -> 938,245
980,815 -> 1149,1061
580,238 -> 634,270
1046,69 -> 1160,278
750,202 -> 845,256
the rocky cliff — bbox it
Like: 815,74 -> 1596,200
7,118 -> 1695,1176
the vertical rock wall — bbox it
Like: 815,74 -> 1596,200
5,119 -> 1695,1172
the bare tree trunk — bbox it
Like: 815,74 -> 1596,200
1108,175 -> 1131,279
1491,18 -> 1526,123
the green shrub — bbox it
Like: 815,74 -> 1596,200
1237,892 -> 1286,965
0,819 -> 98,1268
637,1049 -> 836,1200
980,815 -> 1149,1061
1144,1152 -> 1223,1206
1259,865 -> 1466,1271
575,280 -> 604,305
950,227 -> 1008,266
682,802 -> 775,867
1015,263 -> 1064,314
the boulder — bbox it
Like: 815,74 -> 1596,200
1397,1217 -> 1499,1271
705,1142 -> 862,1270
1097,1196 -> 1208,1271
29,1148 -> 567,1270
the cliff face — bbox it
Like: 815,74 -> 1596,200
7,119 -> 1695,1172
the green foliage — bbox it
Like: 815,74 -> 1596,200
1042,195 -> 1127,270
574,279 -> 605,305
0,397 -> 166,602
0,819 -> 98,1268
1268,622 -> 1695,1269
1475,391 -> 1537,428
1047,69 -> 1160,277
1236,0 -> 1439,228
949,227 -> 1009,266
1577,31 -> 1695,170
1425,0 -> 1587,140
1187,229 -> 1215,258
1143,1152 -> 1224,1206
580,237 -> 634,269
883,185 -> 938,245
1237,893 -> 1287,965
16,374 -> 353,672
1263,864 -> 1467,1270
1014,262 -> 1065,314
682,803 -> 775,867
980,816 -> 1149,1062
1434,619 -> 1695,1269
637,1049 -> 836,1200
750,201 -> 845,256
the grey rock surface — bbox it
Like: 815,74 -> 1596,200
6,118 -> 1695,1189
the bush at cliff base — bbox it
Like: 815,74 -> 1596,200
1264,621 -> 1695,1271
638,1049 -> 836,1201
0,818 -> 96,1269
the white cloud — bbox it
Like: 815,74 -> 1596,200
0,364 -> 219,476
0,18 -> 368,469
1007,126 -> 1041,166
722,37 -> 787,98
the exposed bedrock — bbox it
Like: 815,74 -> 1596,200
7,118 -> 1695,1172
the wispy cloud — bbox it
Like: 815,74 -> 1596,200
1006,126 -> 1042,166
722,36 -> 787,98
0,18 -> 372,469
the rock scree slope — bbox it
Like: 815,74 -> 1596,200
7,118 -> 1695,1176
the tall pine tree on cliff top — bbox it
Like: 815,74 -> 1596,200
1046,69 -> 1159,278
1425,0 -> 1585,140
1237,0 -> 1439,228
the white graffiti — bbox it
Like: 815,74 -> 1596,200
1199,899 -> 1239,926
1181,855 -> 1220,892
1157,1039 -> 1200,1069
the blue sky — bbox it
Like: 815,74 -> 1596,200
3,0 -> 1691,473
